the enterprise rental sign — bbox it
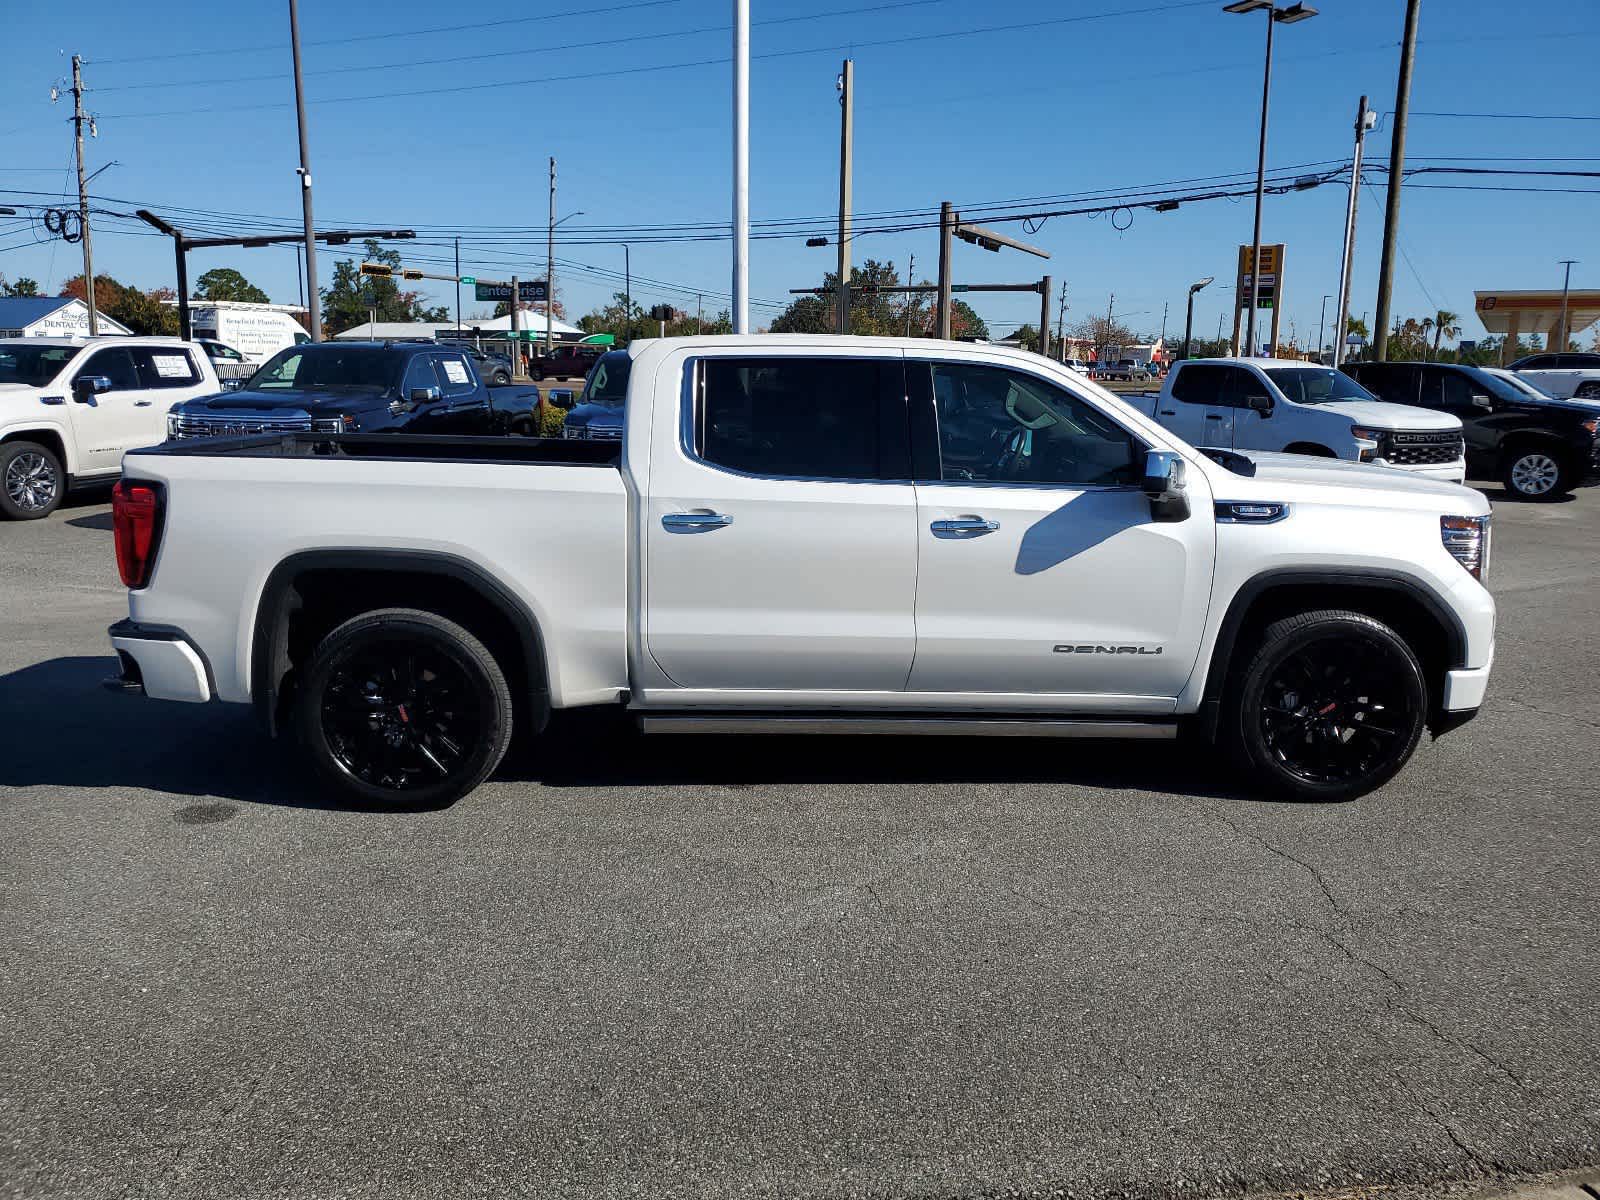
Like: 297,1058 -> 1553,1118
474,280 -> 548,303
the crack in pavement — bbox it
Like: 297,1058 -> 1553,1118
1203,803 -> 1534,1096
1499,695 -> 1600,733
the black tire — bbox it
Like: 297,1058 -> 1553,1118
293,608 -> 513,808
0,440 -> 65,520
1501,444 -> 1572,501
1230,609 -> 1427,803
1574,381 -> 1600,399
491,369 -> 511,386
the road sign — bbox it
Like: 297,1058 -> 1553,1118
474,280 -> 548,303
459,276 -> 476,285
1459,339 -> 1477,351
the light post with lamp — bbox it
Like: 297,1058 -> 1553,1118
1182,276 -> 1214,361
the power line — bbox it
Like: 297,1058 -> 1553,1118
1410,110 -> 1600,121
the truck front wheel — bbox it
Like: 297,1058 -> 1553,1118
0,440 -> 65,520
1230,609 -> 1427,803
294,607 -> 514,807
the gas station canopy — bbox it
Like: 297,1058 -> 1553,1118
1474,289 -> 1600,354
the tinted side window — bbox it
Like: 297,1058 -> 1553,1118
1220,366 -> 1270,409
401,356 -> 440,397
76,347 -> 141,391
697,357 -> 906,481
434,353 -> 476,397
929,363 -> 1141,487
135,348 -> 201,388
1522,356 -> 1556,369
1352,364 -> 1417,405
1171,364 -> 1223,405
1555,355 -> 1599,369
1436,369 -> 1477,413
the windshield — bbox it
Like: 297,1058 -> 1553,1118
244,346 -> 397,392
0,344 -> 76,387
1264,367 -> 1378,404
579,351 -> 630,406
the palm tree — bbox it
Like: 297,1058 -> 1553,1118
1420,317 -> 1435,361
1432,309 -> 1461,361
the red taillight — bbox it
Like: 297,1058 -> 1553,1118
112,480 -> 162,589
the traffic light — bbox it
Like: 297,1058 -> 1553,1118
401,269 -> 423,281
359,262 -> 393,278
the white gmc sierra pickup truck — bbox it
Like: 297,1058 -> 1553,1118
106,336 -> 1495,806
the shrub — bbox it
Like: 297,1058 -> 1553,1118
538,405 -> 566,439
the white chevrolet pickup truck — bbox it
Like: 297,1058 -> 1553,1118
1129,358 -> 1467,482
106,336 -> 1495,806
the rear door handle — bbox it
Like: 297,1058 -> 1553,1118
662,511 -> 733,530
134,401 -> 153,407
1205,414 -> 1225,421
930,516 -> 1000,536
1159,409 -> 1177,415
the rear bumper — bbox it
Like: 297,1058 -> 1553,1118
106,619 -> 214,703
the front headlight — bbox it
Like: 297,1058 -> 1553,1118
1441,515 -> 1490,581
166,412 -> 182,439
1351,425 -> 1384,462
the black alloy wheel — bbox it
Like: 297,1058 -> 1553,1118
296,608 -> 513,807
1233,610 -> 1426,802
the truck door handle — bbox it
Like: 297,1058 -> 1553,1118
134,400 -> 153,407
662,511 -> 733,530
1205,414 -> 1225,420
930,516 -> 1000,536
1159,409 -> 1177,415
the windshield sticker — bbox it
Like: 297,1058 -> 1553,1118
442,359 -> 470,384
151,354 -> 191,379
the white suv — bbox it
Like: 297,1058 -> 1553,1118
0,336 -> 222,519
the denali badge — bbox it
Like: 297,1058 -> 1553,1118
1053,644 -> 1164,655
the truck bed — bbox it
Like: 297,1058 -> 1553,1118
143,432 -> 619,467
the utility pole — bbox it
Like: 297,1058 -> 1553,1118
454,236 -> 462,334
1056,286 -> 1067,359
1333,95 -> 1374,368
70,55 -> 98,336
835,58 -> 854,335
936,202 -> 954,339
1557,259 -> 1578,353
904,251 -> 916,337
1316,292 -> 1330,363
697,293 -> 704,333
1106,292 -> 1115,361
1160,300 -> 1168,347
1039,276 -> 1052,357
546,156 -> 556,355
511,274 -> 521,375
1373,0 -> 1420,361
732,0 -> 750,333
287,0 -> 320,341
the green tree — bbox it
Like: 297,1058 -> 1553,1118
0,274 -> 40,297
195,267 -> 270,304
1006,324 -> 1040,349
321,240 -> 449,334
1430,309 -> 1461,361
59,274 -> 179,335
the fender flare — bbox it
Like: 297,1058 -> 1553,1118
0,419 -> 80,476
249,548 -> 550,737
1197,567 -> 1468,739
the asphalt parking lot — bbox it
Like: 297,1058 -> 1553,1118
2,480 -> 1598,1200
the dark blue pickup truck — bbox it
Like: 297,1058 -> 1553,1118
167,340 -> 541,440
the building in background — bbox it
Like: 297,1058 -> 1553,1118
0,297 -> 132,338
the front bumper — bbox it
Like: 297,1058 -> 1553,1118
106,619 -> 214,703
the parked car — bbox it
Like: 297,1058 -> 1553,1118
1130,358 -> 1466,482
196,339 -> 254,382
1508,352 -> 1600,401
461,347 -> 513,386
1344,359 -> 1600,500
165,341 -> 538,441
532,345 -> 604,380
558,351 -> 626,442
108,335 -> 1493,810
0,336 -> 222,519
1117,359 -> 1154,382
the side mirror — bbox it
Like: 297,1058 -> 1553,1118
1141,449 -> 1190,523
1246,392 -> 1274,415
1471,393 -> 1492,409
548,388 -> 576,410
73,375 -> 112,405
409,385 -> 442,405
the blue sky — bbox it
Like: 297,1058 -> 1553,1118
4,0 -> 1597,347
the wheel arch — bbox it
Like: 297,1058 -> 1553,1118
249,549 -> 550,739
1,423 -> 76,477
1198,569 -> 1467,741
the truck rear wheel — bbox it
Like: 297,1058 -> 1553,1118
294,607 -> 513,807
1229,609 -> 1427,803
1502,446 -> 1571,500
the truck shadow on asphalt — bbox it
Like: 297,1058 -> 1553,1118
0,656 -> 1256,807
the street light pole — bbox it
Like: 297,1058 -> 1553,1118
546,157 -> 556,355
69,55 -> 99,336
1316,292 -> 1330,363
1183,277 -> 1213,361
732,0 -> 750,333
1333,95 -> 1374,368
287,0 -> 320,341
1557,259 -> 1578,353
836,58 -> 854,335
